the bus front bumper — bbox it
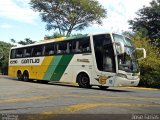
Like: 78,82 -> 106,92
114,76 -> 140,87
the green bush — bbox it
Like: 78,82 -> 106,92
131,36 -> 160,88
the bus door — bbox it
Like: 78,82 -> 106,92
93,34 -> 116,86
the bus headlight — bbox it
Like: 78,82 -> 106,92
117,73 -> 127,78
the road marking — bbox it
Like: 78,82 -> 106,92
119,87 -> 159,91
0,96 -> 50,103
0,94 -> 160,104
30,102 -> 160,120
64,94 -> 160,101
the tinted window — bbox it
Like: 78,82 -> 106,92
32,45 -> 44,57
44,43 -> 55,55
15,48 -> 23,58
74,37 -> 91,53
10,49 -> 16,59
24,47 -> 32,57
56,42 -> 68,54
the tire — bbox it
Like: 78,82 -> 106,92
77,73 -> 91,88
17,71 -> 23,81
99,86 -> 109,90
23,71 -> 30,82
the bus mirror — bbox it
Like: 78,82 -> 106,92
115,42 -> 125,55
136,48 -> 146,60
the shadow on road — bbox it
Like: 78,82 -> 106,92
3,76 -> 132,93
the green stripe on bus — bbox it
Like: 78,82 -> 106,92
50,55 -> 73,81
43,56 -> 62,80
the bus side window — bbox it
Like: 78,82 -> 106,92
56,42 -> 68,54
66,42 -> 71,54
75,41 -> 82,53
32,45 -> 43,57
72,41 -> 78,53
10,49 -> 16,59
15,49 -> 23,58
24,47 -> 32,57
78,38 -> 91,53
44,43 -> 55,56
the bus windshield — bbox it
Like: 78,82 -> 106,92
113,34 -> 139,73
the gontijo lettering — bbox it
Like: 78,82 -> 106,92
21,59 -> 40,64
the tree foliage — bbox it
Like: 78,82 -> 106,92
30,0 -> 107,36
10,38 -> 35,45
129,0 -> 160,47
0,41 -> 13,75
124,32 -> 160,88
44,32 -> 84,39
44,33 -> 66,40
18,38 -> 35,45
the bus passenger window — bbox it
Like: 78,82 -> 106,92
75,41 -> 82,53
78,38 -> 91,53
10,49 -> 16,59
24,47 -> 32,57
56,42 -> 67,54
66,42 -> 71,53
15,49 -> 23,58
32,45 -> 43,57
73,40 -> 83,53
44,43 -> 55,55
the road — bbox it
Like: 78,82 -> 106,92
0,75 -> 160,120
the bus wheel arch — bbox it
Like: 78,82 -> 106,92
23,70 -> 30,82
76,72 -> 91,88
17,70 -> 23,81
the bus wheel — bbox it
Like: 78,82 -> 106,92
23,71 -> 29,82
77,73 -> 91,88
17,71 -> 23,81
99,86 -> 109,90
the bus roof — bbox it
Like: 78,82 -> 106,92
11,34 -> 90,49
10,32 -> 122,49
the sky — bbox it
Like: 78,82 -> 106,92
0,0 -> 152,43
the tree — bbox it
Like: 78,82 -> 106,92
18,38 -> 35,45
44,33 -> 66,40
44,32 -> 84,39
30,0 -> 107,36
132,35 -> 160,88
129,0 -> 160,47
0,41 -> 13,75
10,38 -> 35,45
123,31 -> 160,88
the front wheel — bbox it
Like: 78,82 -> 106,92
77,73 -> 91,88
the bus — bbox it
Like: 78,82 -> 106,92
8,33 -> 146,89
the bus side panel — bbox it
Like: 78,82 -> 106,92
8,56 -> 53,80
43,55 -> 74,81
8,66 -> 16,77
36,56 -> 54,80
8,66 -> 36,79
72,54 -> 93,84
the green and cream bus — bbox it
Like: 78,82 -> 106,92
8,33 -> 146,89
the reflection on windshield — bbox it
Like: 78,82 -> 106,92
113,34 -> 139,73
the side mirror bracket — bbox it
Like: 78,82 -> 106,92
136,48 -> 146,60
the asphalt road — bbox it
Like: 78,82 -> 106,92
0,75 -> 160,120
